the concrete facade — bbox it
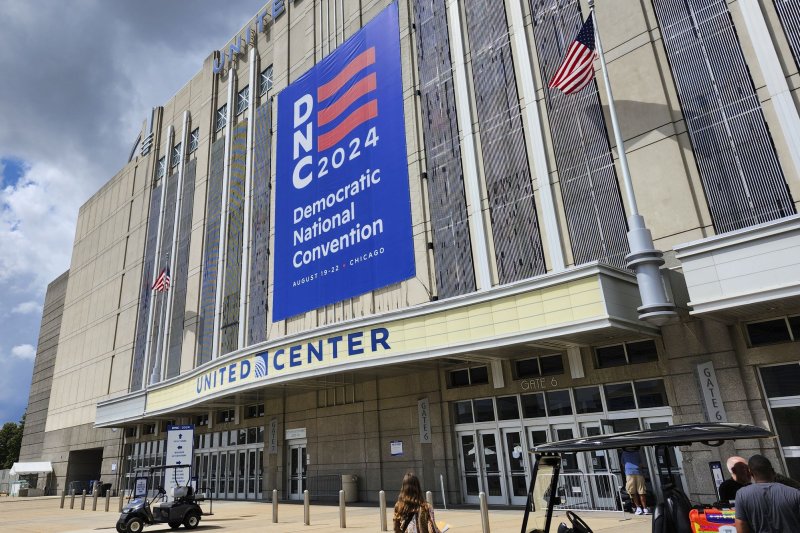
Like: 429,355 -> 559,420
18,0 -> 800,510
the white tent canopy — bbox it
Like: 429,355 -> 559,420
9,462 -> 53,476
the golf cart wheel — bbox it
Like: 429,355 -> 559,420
168,522 -> 182,529
126,517 -> 145,533
183,511 -> 201,530
115,523 -> 126,533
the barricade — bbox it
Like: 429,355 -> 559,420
539,472 -> 625,516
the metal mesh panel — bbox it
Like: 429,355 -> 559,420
166,160 -> 197,378
130,182 -> 162,391
531,0 -> 629,268
248,103 -> 272,345
221,120 -> 248,355
773,1 -> 800,71
464,0 -> 546,282
413,0 -> 477,297
146,170 -> 180,383
197,138 -> 226,365
653,0 -> 795,233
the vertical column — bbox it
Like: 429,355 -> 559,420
738,0 -> 800,185
212,68 -> 237,360
506,0 -> 565,272
161,111 -> 191,378
445,0 -> 492,290
239,49 -> 258,348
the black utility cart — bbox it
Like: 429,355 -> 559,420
520,423 -> 775,533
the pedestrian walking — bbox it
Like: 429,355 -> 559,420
734,454 -> 800,533
393,472 -> 442,533
621,446 -> 650,515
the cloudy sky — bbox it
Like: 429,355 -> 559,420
0,0 -> 269,425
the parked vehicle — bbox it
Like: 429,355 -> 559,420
519,423 -> 775,533
116,465 -> 211,533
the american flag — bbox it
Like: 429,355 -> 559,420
549,13 -> 597,95
152,268 -> 171,292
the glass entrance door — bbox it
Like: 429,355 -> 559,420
643,417 -> 685,494
457,431 -> 506,504
580,422 -> 616,509
236,450 -> 246,498
552,425 -> 583,507
288,444 -> 307,500
502,429 -> 529,505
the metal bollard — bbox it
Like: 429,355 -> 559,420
304,489 -> 310,525
70,489 -> 76,509
60,489 -> 66,509
479,492 -> 490,533
339,490 -> 346,528
272,489 -> 278,523
379,490 -> 387,531
92,488 -> 98,511
105,491 -> 111,512
426,490 -> 433,509
80,489 -> 87,510
118,493 -> 125,512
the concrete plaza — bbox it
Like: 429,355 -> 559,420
0,495 -> 653,532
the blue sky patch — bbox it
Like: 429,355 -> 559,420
1,157 -> 27,188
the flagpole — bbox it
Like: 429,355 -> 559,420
589,0 -> 676,324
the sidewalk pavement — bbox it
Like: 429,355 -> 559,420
0,495 -> 652,532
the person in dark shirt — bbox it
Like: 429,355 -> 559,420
719,456 -> 751,504
735,455 -> 800,533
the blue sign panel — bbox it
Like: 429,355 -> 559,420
273,3 -> 415,321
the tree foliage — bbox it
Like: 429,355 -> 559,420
0,415 -> 25,469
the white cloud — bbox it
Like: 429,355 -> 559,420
10,344 -> 36,361
11,300 -> 42,315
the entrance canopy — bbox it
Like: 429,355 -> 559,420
10,462 -> 53,476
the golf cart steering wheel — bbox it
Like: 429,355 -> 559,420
566,510 -> 594,533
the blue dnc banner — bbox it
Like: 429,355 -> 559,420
273,3 -> 415,321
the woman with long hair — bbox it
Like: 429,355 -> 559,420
393,472 -> 442,533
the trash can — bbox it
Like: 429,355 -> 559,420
341,475 -> 358,503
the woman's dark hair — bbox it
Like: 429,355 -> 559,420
394,471 -> 425,523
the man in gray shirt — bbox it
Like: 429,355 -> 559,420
735,455 -> 800,533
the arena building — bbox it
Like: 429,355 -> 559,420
17,0 -> 800,509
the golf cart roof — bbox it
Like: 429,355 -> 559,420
532,423 -> 774,453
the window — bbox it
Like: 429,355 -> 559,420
188,128 -> 200,153
545,390 -> 573,416
515,354 -> 564,378
217,408 -> 235,423
634,379 -> 669,408
521,393 -> 546,418
259,65 -> 273,96
142,424 -> 156,435
246,404 -> 265,419
454,401 -> 473,424
760,364 -> 800,398
161,419 -> 175,432
171,143 -> 181,168
236,85 -> 250,115
473,398 -> 495,422
215,104 -> 228,132
194,414 -> 208,427
760,363 -> 800,480
496,396 -> 520,421
574,386 -> 603,414
747,317 -> 799,347
448,366 -> 489,388
596,340 -> 658,368
604,382 -> 636,411
125,427 -> 137,438
156,156 -> 166,179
